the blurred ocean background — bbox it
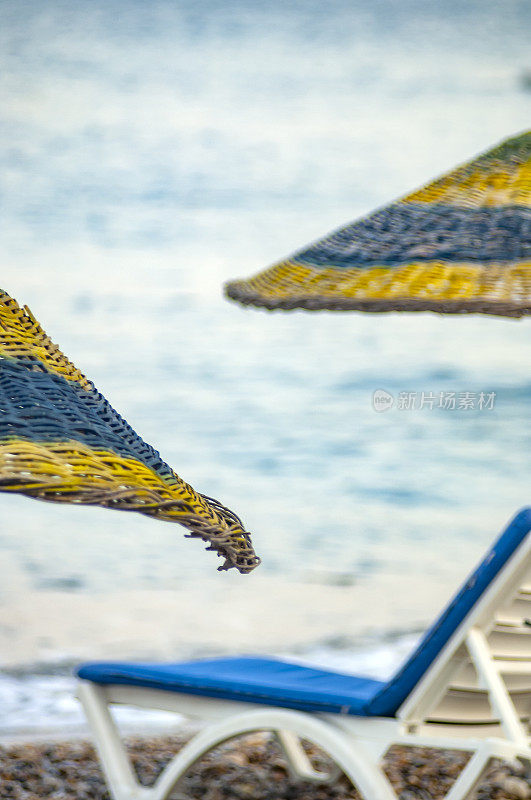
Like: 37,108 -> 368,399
0,0 -> 530,735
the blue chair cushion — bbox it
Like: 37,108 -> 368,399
77,508 -> 531,718
77,656 -> 385,715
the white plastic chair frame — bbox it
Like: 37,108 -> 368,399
77,534 -> 531,800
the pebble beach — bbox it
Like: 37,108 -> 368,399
1,734 -> 530,800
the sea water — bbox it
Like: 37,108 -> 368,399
0,0 -> 530,734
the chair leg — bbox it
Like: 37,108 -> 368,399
443,748 -> 489,800
77,682 -> 143,800
276,729 -> 342,783
147,708 -> 398,800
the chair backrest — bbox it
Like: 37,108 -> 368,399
367,508 -> 531,718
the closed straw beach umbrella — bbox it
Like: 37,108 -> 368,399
0,290 -> 259,574
225,131 -> 530,317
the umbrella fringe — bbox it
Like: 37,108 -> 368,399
225,131 -> 531,317
0,291 -> 260,574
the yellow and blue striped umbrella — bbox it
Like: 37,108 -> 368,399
225,132 -> 531,318
0,291 -> 259,574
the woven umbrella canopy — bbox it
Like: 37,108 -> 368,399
0,290 -> 259,574
225,132 -> 531,318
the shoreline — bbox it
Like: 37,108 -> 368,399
0,632 -> 420,739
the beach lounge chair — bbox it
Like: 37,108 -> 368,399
77,508 -> 531,799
